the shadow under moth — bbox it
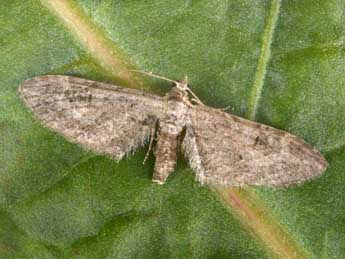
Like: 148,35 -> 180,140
19,74 -> 327,187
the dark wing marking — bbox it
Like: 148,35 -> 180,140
183,105 -> 327,187
19,75 -> 165,159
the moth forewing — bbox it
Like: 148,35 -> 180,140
19,75 -> 164,160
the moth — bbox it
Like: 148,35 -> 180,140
19,74 -> 327,187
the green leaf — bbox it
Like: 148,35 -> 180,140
1,0 -> 344,258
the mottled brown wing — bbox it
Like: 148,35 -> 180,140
19,75 -> 165,160
183,105 -> 327,187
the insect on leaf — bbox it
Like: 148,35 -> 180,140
19,75 -> 328,187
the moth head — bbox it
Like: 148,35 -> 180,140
176,75 -> 204,105
176,76 -> 188,91
168,83 -> 189,102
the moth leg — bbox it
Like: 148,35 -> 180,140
219,105 -> 232,111
190,97 -> 204,106
142,121 -> 158,165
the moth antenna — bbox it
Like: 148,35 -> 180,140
187,88 -> 204,105
128,70 -> 179,85
128,70 -> 204,105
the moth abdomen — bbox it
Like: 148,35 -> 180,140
153,131 -> 179,184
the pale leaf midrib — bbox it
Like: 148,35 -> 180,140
246,0 -> 281,120
40,0 -> 144,88
216,188 -> 311,259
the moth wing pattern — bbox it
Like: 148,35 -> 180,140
19,75 -> 165,160
183,105 -> 328,187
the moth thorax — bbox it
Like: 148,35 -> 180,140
167,87 -> 188,102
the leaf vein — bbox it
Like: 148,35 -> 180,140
246,0 -> 281,120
